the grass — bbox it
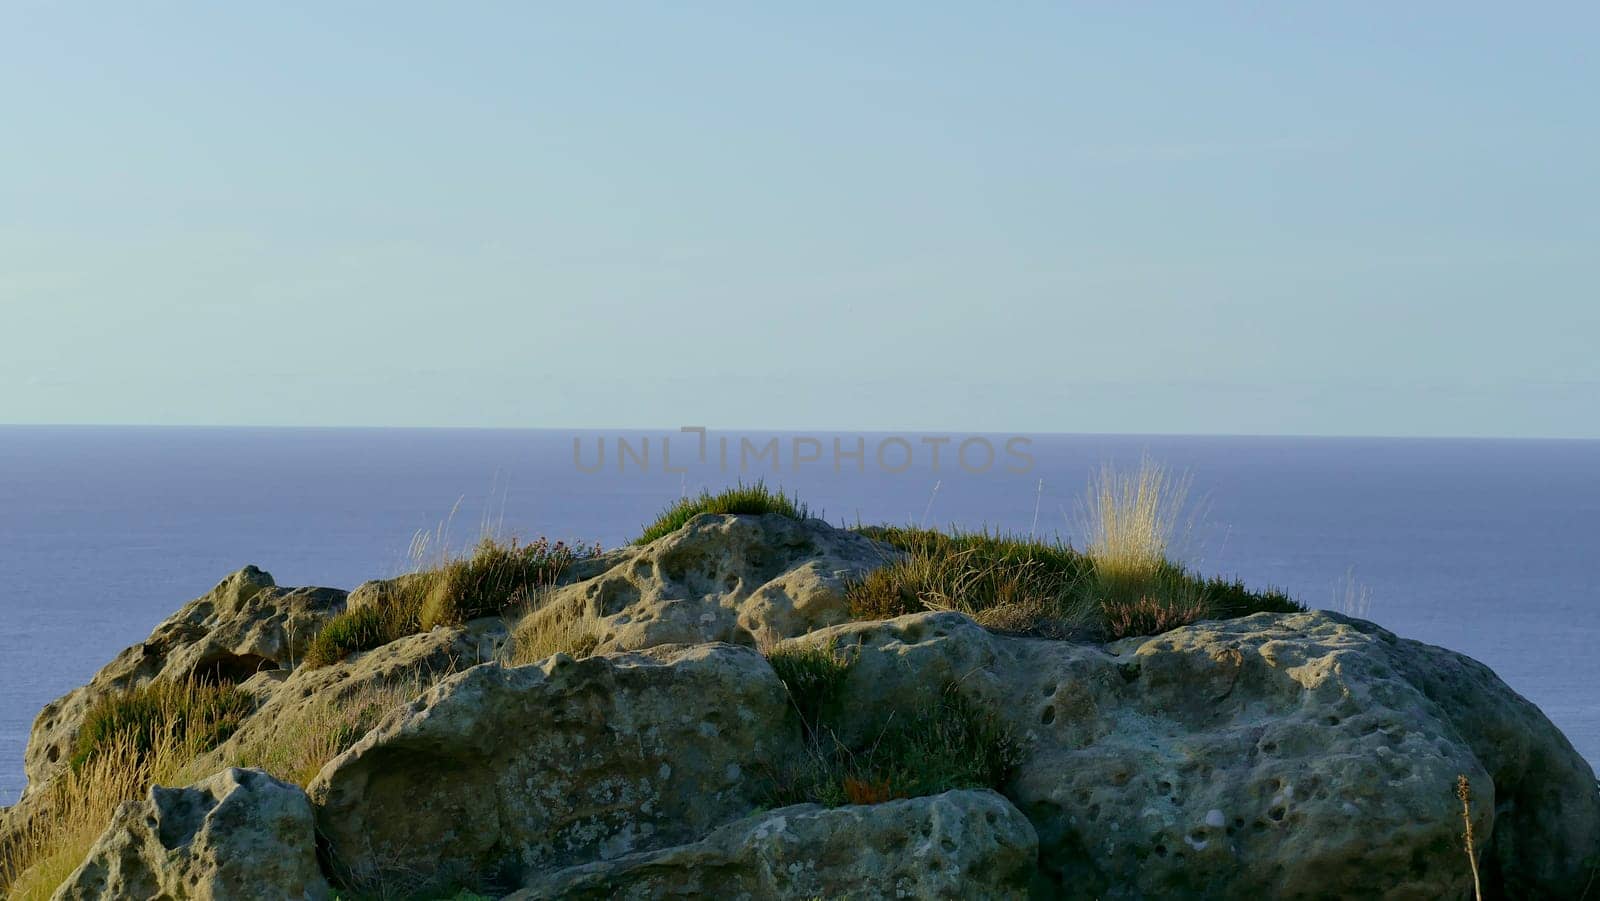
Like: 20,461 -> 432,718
1077,455 -> 1194,594
767,642 -> 853,743
850,515 -> 1298,642
764,641 -> 1021,808
634,481 -> 810,545
196,681 -> 420,787
70,679 -> 255,772
2,685 -> 254,899
304,536 -> 598,668
503,595 -> 603,667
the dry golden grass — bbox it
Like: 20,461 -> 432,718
1458,775 -> 1484,901
503,596 -> 602,667
188,681 -> 419,788
3,721 -> 207,898
1078,455 -> 1195,593
305,535 -> 599,669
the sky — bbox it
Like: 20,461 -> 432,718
2,3 -> 1597,437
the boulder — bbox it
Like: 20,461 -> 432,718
24,568 -> 346,797
515,513 -> 889,654
307,644 -> 803,896
53,767 -> 329,901
183,620 -> 506,783
794,610 -> 1600,899
510,789 -> 1039,900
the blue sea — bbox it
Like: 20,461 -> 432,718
2,426 -> 1597,806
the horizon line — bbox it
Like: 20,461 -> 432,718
1,421 -> 1597,444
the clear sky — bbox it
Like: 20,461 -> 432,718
3,3 -> 1597,437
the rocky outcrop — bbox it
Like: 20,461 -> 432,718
13,515 -> 1600,900
307,643 -> 803,896
516,513 -> 889,653
53,767 -> 329,901
792,610 -> 1600,900
510,789 -> 1039,900
23,568 -> 346,797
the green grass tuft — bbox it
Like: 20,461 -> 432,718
849,524 -> 1300,642
635,481 -> 810,545
764,655 -> 1022,809
767,641 -> 852,743
304,537 -> 599,668
71,679 -> 255,772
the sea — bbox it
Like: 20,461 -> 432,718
2,426 -> 1596,806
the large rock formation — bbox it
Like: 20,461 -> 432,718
23,567 -> 346,797
510,789 -> 1039,900
516,512 -> 889,652
307,644 -> 803,896
790,610 -> 1600,899
11,515 -> 1600,900
53,767 -> 329,901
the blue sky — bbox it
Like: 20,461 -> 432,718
3,3 -> 1597,436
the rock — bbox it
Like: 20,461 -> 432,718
307,643 -> 802,896
517,513 -> 889,654
794,610 -> 1600,899
53,767 -> 329,901
184,621 -> 506,783
23,568 -> 346,797
510,789 -> 1039,900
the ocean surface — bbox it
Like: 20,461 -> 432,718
2,426 -> 1597,805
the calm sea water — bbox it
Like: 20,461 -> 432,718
2,426 -> 1597,805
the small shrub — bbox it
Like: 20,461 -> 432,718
1101,595 -> 1208,641
70,679 -> 254,772
635,481 -> 810,545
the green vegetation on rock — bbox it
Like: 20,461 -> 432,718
304,537 -> 597,668
635,480 -> 810,544
765,642 -> 1022,808
71,679 -> 254,772
849,525 -> 1299,642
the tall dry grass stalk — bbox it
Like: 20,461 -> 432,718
1078,456 -> 1195,590
1457,775 -> 1483,901
1337,567 -> 1374,619
3,722 -> 203,898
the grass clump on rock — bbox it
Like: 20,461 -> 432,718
203,681 -> 421,787
304,536 -> 598,668
849,526 -> 1298,642
764,642 -> 1021,808
70,679 -> 254,772
848,457 -> 1300,642
6,681 -> 257,899
503,596 -> 603,666
635,481 -> 810,545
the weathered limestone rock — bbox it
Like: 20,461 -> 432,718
517,513 -> 889,654
185,620 -> 506,781
307,644 -> 802,895
510,789 -> 1039,900
24,568 -> 346,797
795,610 -> 1600,900
53,767 -> 329,901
